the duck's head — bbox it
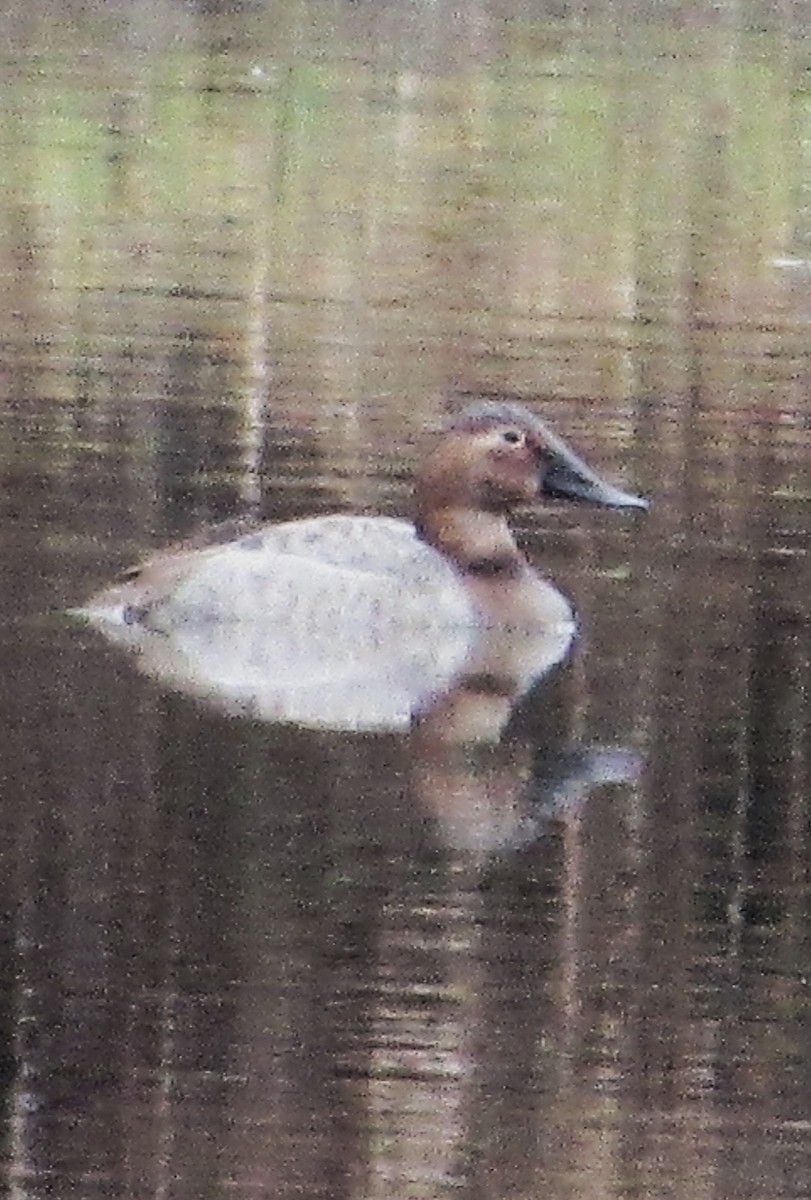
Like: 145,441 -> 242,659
418,401 -> 649,516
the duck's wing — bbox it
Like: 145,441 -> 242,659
80,515 -> 473,629
232,514 -> 436,580
151,518 -> 472,629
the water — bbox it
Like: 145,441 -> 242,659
0,1 -> 809,1197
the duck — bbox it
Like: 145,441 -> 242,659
80,401 -> 648,637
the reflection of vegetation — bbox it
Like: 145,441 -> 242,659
0,13 -> 799,307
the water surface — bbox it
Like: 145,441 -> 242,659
0,2 -> 809,1198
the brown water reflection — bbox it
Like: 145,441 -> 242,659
1,0 -> 810,1198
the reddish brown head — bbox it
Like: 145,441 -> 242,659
417,401 -> 648,516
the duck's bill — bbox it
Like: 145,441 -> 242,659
541,435 -> 649,510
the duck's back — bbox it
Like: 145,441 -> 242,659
237,514 -> 440,580
136,514 -> 476,632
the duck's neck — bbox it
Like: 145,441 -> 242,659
415,506 -> 525,578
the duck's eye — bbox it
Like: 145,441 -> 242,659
502,429 -> 523,445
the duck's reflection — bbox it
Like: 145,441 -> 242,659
79,605 -> 641,859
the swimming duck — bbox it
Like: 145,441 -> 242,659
81,401 -> 647,635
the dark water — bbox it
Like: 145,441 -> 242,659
1,2 -> 810,1198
